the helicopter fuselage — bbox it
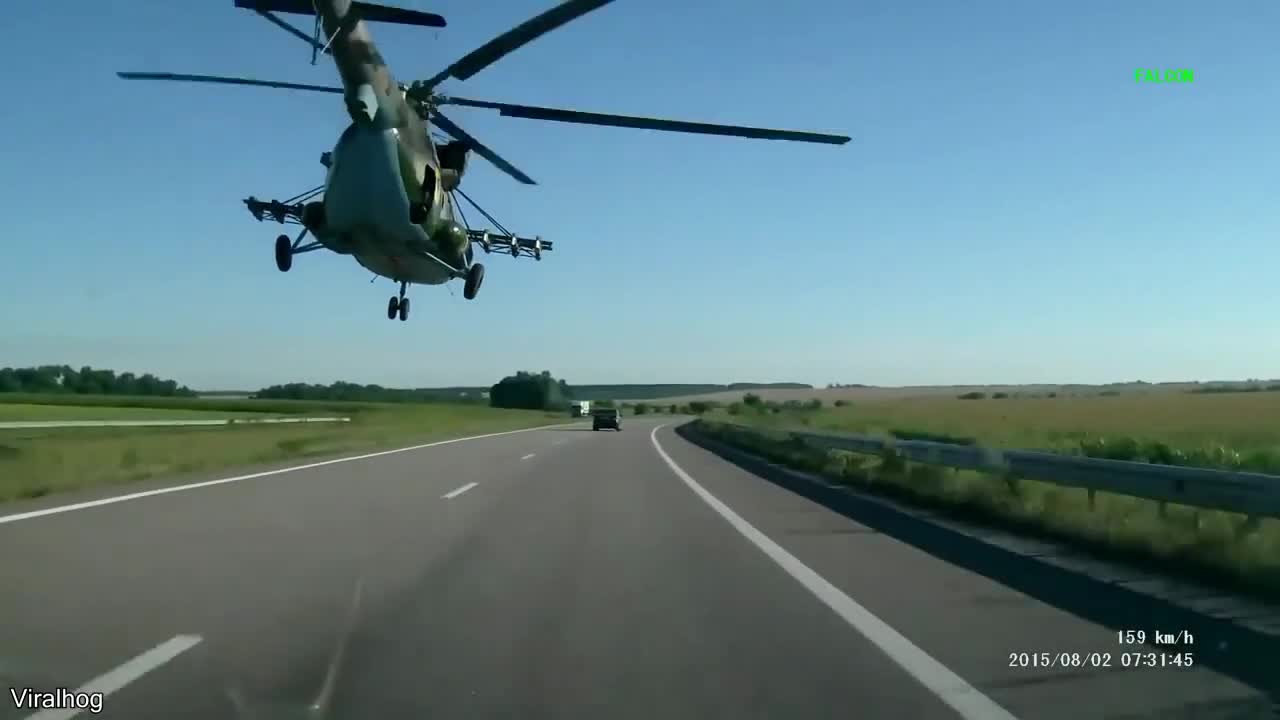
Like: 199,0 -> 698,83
315,118 -> 465,285
307,0 -> 468,285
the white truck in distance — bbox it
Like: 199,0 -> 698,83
569,401 -> 591,418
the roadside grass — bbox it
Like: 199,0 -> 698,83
692,419 -> 1280,603
0,403 -> 566,504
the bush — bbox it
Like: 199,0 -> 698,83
634,403 -> 650,415
958,391 -> 986,400
743,393 -> 763,407
992,392 -> 1009,399
834,399 -> 849,407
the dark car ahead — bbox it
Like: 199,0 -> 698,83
591,408 -> 621,431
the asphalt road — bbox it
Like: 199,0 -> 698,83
0,418 -> 1272,719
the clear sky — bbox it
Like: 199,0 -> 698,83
4,0 -> 1278,390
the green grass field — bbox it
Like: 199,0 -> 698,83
0,403 -> 284,422
0,393 -> 384,415
0,398 -> 566,503
694,390 -> 1280,601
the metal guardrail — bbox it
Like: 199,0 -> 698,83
710,422 -> 1280,522
0,417 -> 351,429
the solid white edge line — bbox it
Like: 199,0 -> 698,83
648,425 -> 1019,720
23,634 -> 203,720
521,453 -> 536,460
0,423 -> 578,526
442,482 -> 479,500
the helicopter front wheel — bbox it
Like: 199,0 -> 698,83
274,235 -> 292,272
464,263 -> 485,300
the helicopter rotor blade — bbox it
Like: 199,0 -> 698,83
430,111 -> 536,185
252,10 -> 331,55
437,96 -> 852,145
419,0 -> 614,90
116,72 -> 344,95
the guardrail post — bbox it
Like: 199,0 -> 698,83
1236,515 -> 1261,539
1004,471 -> 1020,497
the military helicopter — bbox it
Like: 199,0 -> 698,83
117,0 -> 850,322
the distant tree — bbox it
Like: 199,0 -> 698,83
958,391 -> 986,400
834,399 -> 849,407
805,398 -> 823,410
742,393 -> 763,407
992,392 -> 1009,399
489,371 -> 571,410
634,403 -> 650,415
0,365 -> 194,396
669,404 -> 678,414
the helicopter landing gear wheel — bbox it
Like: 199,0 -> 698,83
274,235 -> 292,272
464,263 -> 485,300
388,280 -> 409,321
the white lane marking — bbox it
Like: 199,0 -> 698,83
0,423 -> 577,526
23,635 -> 202,720
442,482 -> 478,500
649,425 -> 1019,720
521,453 -> 536,460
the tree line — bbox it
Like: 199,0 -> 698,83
0,365 -> 195,397
1,364 -> 778,414
255,382 -> 487,404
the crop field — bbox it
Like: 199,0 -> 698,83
716,390 -> 1280,457
692,390 -> 1280,601
0,398 -> 566,503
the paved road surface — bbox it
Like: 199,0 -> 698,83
0,419 -> 1271,719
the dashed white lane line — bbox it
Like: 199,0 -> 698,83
21,635 -> 202,720
442,482 -> 479,500
648,425 -> 1019,720
0,423 -> 574,526
521,453 -> 536,460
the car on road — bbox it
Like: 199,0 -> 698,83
591,408 -> 621,431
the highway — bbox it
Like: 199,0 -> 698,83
0,418 -> 1272,719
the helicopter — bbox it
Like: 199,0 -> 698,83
117,0 -> 851,322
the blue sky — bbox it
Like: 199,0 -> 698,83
4,0 -> 1278,390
